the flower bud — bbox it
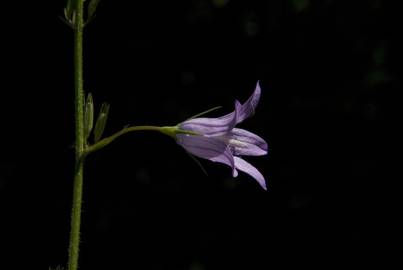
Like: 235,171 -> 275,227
88,0 -> 101,19
94,103 -> 110,143
84,93 -> 94,141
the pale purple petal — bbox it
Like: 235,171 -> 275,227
237,81 -> 261,122
228,128 -> 268,156
215,100 -> 241,121
234,157 -> 267,190
230,142 -> 266,156
179,101 -> 239,136
176,134 -> 236,176
215,81 -> 261,124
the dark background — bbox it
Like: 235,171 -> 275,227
0,0 -> 398,269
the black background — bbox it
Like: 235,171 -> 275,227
0,0 -> 399,269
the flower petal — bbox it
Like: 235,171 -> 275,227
215,100 -> 241,123
215,81 -> 261,125
228,128 -> 268,156
176,134 -> 236,176
234,157 -> 267,190
237,81 -> 261,123
179,101 -> 239,136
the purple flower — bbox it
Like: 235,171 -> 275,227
175,81 -> 268,190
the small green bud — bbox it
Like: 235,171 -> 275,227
88,0 -> 101,19
94,102 -> 110,143
64,0 -> 75,22
84,93 -> 94,141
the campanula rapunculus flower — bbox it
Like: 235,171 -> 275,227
175,81 -> 268,190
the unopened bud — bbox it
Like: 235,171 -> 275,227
94,102 -> 110,142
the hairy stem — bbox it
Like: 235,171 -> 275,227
68,1 -> 85,270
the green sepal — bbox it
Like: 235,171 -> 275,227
84,93 -> 94,141
159,126 -> 199,138
183,106 -> 222,122
94,102 -> 110,143
185,152 -> 208,176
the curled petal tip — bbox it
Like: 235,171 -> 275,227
235,81 -> 262,123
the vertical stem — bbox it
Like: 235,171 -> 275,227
68,1 -> 85,270
68,160 -> 84,270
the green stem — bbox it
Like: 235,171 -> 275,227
68,1 -> 85,270
86,126 -> 167,156
85,125 -> 200,157
67,159 -> 84,270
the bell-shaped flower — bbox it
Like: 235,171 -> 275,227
175,81 -> 268,190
